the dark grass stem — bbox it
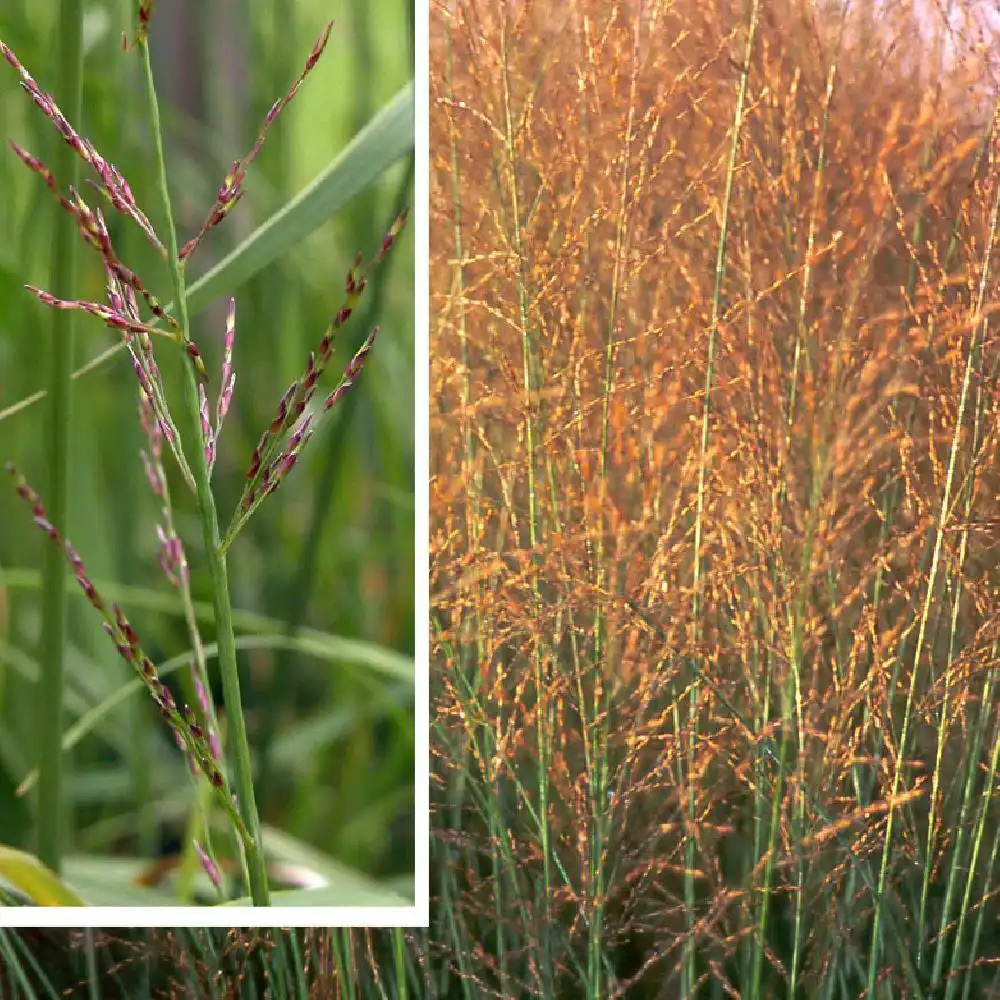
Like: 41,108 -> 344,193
36,0 -> 84,874
137,39 -> 269,905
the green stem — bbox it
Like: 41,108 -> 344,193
866,137 -> 1000,999
392,927 -> 409,1000
138,41 -> 269,905
689,4 -> 759,991
36,0 -> 84,873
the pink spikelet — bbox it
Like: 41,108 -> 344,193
218,210 -> 406,551
217,297 -> 237,430
25,285 -> 167,339
5,462 -> 248,837
199,383 -> 215,470
194,839 -> 223,892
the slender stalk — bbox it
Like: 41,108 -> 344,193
497,10 -> 551,988
924,328 -> 988,990
954,664 -> 1000,1000
443,19 -> 507,989
36,0 -> 84,873
391,927 -> 408,1000
137,41 -> 269,905
690,3 -> 759,992
866,132 -> 1000,998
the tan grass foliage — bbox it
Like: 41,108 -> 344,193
431,0 -> 1000,995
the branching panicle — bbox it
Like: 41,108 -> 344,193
178,21 -> 335,261
0,39 -> 164,253
1,18 -> 404,907
5,462 -> 249,843
218,210 -> 407,551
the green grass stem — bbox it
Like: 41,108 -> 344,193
35,0 -> 84,875
138,38 -> 269,906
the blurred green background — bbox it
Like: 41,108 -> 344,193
0,0 -> 414,903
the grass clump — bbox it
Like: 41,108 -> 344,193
428,0 -> 1000,996
0,926 -> 415,998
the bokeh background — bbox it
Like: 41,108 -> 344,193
0,0 -> 414,903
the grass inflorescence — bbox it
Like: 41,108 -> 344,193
428,0 -> 1000,996
0,2 -> 410,908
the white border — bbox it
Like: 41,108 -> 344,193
1,0 -> 430,930
411,0 -> 431,931
0,907 -> 420,929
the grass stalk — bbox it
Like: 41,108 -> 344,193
35,0 -> 84,875
956,687 -> 1000,1000
391,927 -> 408,1000
441,19 -> 509,990
137,39 -> 269,906
940,647 -> 998,997
924,317 -> 990,988
587,12 -> 642,996
866,130 -> 1000,997
496,8 -> 552,988
691,3 -> 759,992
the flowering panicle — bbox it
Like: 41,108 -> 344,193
2,38 -> 210,386
135,348 -> 224,788
0,21 -> 378,905
217,211 -> 406,552
0,39 -> 164,254
178,21 -> 334,261
4,463 -> 250,845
